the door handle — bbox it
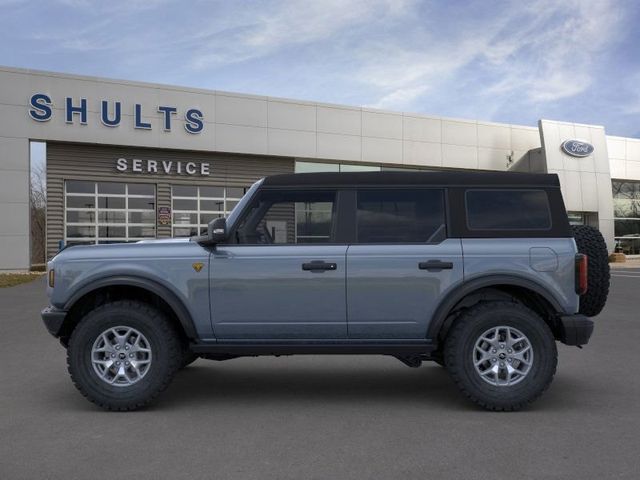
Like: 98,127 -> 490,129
302,261 -> 337,272
418,260 -> 453,271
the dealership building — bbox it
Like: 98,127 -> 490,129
1,65 -> 640,271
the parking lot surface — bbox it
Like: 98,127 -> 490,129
1,274 -> 639,480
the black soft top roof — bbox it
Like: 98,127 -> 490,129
262,171 -> 560,188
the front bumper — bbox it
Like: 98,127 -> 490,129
558,314 -> 594,346
41,306 -> 68,338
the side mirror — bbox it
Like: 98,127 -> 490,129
208,217 -> 227,244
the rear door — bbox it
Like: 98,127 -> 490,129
346,188 -> 463,339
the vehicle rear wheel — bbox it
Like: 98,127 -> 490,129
430,352 -> 445,367
444,301 -> 557,411
572,224 -> 610,317
67,300 -> 182,411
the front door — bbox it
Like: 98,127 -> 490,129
210,188 -> 347,340
346,188 -> 464,339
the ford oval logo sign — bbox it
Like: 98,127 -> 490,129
561,139 -> 594,157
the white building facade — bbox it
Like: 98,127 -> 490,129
1,65 -> 639,270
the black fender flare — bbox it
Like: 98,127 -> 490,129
63,275 -> 198,339
426,274 -> 564,341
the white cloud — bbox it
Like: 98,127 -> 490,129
362,37 -> 490,109
354,0 -> 624,111
481,0 -> 622,102
617,72 -> 640,115
190,0 -> 415,70
54,0 -> 170,11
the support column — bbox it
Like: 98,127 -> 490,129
0,136 -> 30,271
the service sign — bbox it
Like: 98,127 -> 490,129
561,139 -> 594,157
116,157 -> 210,176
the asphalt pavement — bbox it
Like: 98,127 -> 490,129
1,274 -> 639,480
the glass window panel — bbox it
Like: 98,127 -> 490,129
98,226 -> 126,238
296,203 -> 333,237
172,199 -> 197,210
567,212 -> 585,226
614,219 -> 640,237
172,185 -> 197,197
200,199 -> 224,211
98,197 -> 126,209
340,164 -> 381,172
67,196 -> 96,209
128,183 -> 154,196
173,212 -> 198,225
201,213 -> 223,224
66,180 -> 157,244
465,190 -> 551,230
128,226 -> 156,237
67,225 -> 95,238
614,199 -> 640,219
295,161 -> 339,173
173,227 -> 198,237
66,240 -> 93,247
225,200 -> 239,211
226,187 -> 246,198
128,197 -> 155,210
615,236 -> 640,255
297,236 -> 332,244
66,181 -> 95,194
98,182 -> 125,194
171,185 -> 250,239
612,181 -> 640,200
356,189 -> 445,243
98,211 -> 126,223
128,211 -> 155,224
200,186 -> 225,198
381,166 -> 434,172
67,210 -> 95,223
236,190 -> 335,244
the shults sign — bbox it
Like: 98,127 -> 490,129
28,93 -> 204,133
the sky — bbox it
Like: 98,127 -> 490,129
1,0 -> 640,137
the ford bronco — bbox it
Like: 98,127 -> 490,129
41,171 -> 610,411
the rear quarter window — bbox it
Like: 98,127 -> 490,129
465,189 -> 551,230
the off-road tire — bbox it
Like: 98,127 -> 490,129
444,301 -> 557,411
430,352 -> 445,367
180,351 -> 199,369
67,300 -> 182,411
571,224 -> 610,317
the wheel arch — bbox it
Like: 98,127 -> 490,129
59,276 -> 197,345
427,275 -> 564,344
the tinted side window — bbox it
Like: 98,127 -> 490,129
235,190 -> 336,244
466,189 -> 551,230
356,189 -> 446,243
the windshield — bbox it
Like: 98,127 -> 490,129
224,178 -> 264,230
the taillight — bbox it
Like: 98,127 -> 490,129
575,254 -> 588,295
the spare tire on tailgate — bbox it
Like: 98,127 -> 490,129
571,225 -> 610,317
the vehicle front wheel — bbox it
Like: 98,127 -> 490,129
444,301 -> 557,411
67,300 -> 182,411
180,351 -> 199,369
